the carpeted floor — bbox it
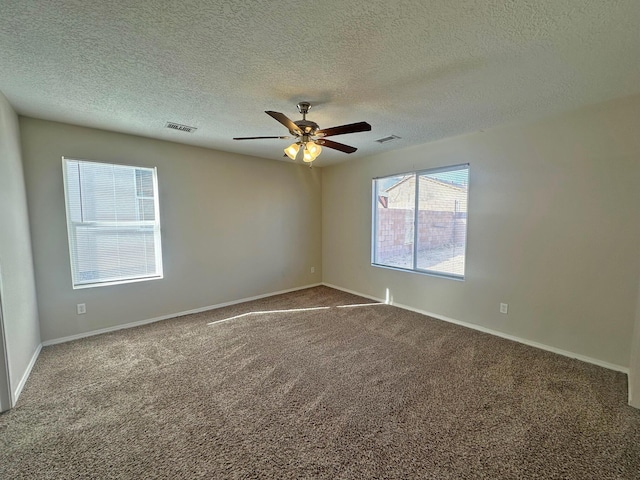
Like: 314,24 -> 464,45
1,286 -> 639,479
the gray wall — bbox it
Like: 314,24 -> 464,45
0,92 -> 41,405
630,283 -> 640,407
20,118 -> 322,342
322,95 -> 640,369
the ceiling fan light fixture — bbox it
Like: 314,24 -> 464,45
303,142 -> 321,163
284,143 -> 300,159
303,148 -> 314,163
305,141 -> 322,161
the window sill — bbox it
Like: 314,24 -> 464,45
73,274 -> 164,290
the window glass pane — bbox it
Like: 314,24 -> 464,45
66,162 -> 140,222
136,169 -> 154,197
374,173 -> 415,269
63,158 -> 163,288
138,198 -> 156,221
74,226 -> 158,284
372,164 -> 469,279
416,167 -> 468,277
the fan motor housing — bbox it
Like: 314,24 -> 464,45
293,119 -> 319,135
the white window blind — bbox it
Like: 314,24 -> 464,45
62,158 -> 163,288
372,164 -> 469,279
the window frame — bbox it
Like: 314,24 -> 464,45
371,163 -> 470,281
62,157 -> 164,289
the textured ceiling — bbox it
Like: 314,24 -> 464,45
1,0 -> 639,166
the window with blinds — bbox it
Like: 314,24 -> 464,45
62,158 -> 163,288
372,164 -> 469,279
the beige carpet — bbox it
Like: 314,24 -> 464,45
1,286 -> 639,479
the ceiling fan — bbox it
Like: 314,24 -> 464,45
233,102 -> 371,165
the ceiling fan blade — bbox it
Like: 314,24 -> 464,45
318,139 -> 357,154
233,136 -> 291,140
265,111 -> 302,135
316,121 -> 371,137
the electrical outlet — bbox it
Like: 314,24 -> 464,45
311,267 -> 315,273
499,303 -> 508,314
77,303 -> 86,315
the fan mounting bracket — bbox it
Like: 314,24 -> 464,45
297,102 -> 311,118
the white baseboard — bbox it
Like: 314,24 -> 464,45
323,282 -> 629,374
322,283 -> 386,304
40,280 -> 629,375
12,343 -> 42,405
42,283 -> 323,347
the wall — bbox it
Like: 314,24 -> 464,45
323,94 -> 640,369
20,118 -> 322,342
630,281 -> 640,407
0,92 -> 41,405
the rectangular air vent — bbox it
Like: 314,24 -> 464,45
375,135 -> 401,144
165,122 -> 197,133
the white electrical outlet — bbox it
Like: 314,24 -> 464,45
500,303 -> 508,314
311,267 -> 315,273
77,303 -> 86,315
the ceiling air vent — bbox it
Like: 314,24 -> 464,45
375,135 -> 401,144
165,122 -> 197,133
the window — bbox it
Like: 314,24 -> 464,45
372,164 -> 469,279
62,158 -> 163,288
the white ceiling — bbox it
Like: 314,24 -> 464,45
1,0 -> 639,166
